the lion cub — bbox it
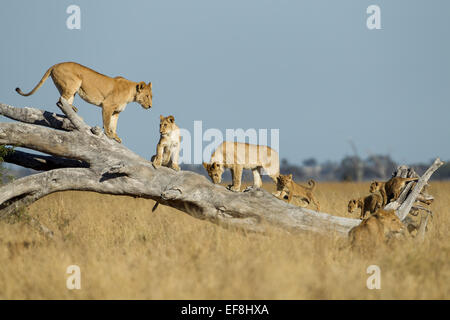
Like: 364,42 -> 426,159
151,115 -> 180,171
370,176 -> 419,205
348,194 -> 383,220
348,209 -> 405,250
275,174 -> 320,211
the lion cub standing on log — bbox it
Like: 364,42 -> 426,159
369,176 -> 419,205
275,174 -> 320,211
203,142 -> 280,192
151,115 -> 180,171
16,62 -> 153,143
348,193 -> 383,220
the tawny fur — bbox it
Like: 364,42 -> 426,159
370,176 -> 419,205
275,174 -> 320,211
348,193 -> 383,220
203,141 -> 279,192
16,62 -> 152,143
348,209 -> 405,250
151,115 -> 180,171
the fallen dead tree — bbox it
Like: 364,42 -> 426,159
0,99 -> 444,237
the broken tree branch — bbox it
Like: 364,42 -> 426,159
397,158 -> 443,221
0,102 -> 76,131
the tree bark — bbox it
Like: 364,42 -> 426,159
383,159 -> 442,234
0,99 -> 444,237
4,149 -> 87,171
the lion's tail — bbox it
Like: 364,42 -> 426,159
152,201 -> 160,212
307,179 -> 317,191
16,65 -> 54,96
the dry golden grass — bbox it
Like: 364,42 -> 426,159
0,181 -> 449,299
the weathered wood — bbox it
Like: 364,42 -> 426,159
416,212 -> 430,242
384,160 -> 441,223
56,99 -> 90,131
0,98 -> 443,237
4,149 -> 88,171
375,160 -> 441,238
397,158 -> 443,221
0,102 -> 76,131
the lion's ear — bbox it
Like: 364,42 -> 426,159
137,81 -> 146,92
167,116 -> 174,123
288,174 -> 293,179
160,115 -> 164,121
148,82 -> 152,89
203,162 -> 208,170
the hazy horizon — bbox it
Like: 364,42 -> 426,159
1,0 -> 449,165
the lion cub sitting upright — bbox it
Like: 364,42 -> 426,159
151,115 -> 180,171
275,174 -> 320,211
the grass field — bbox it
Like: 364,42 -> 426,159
0,181 -> 448,299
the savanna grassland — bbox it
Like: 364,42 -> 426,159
0,181 -> 448,299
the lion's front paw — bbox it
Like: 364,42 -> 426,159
227,185 -> 240,192
171,164 -> 180,171
152,157 -> 162,168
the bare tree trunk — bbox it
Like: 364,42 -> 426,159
384,159 -> 442,234
0,100 -> 444,237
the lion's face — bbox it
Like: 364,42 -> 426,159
276,174 -> 293,191
135,82 -> 152,109
203,162 -> 224,184
347,199 -> 358,213
376,209 -> 405,237
159,115 -> 176,135
369,181 -> 382,193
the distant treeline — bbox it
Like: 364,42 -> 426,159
182,155 -> 450,182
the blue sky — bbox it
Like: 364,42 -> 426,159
0,0 -> 449,164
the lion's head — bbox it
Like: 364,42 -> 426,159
369,181 -> 383,193
375,209 -> 405,237
203,162 -> 224,184
276,174 -> 293,191
159,115 -> 176,135
347,199 -> 359,214
135,81 -> 152,109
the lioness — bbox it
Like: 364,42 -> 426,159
369,176 -> 419,206
151,115 -> 180,171
348,193 -> 383,219
348,209 -> 405,250
16,62 -> 152,143
203,141 -> 279,192
275,174 -> 320,211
